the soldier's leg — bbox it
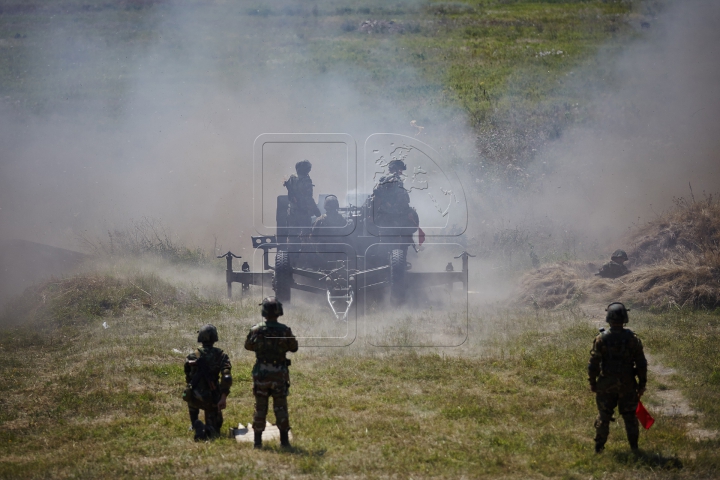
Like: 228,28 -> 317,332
619,392 -> 640,451
253,393 -> 269,449
188,406 -> 200,425
204,407 -> 223,439
192,408 -> 207,441
594,393 -> 618,452
272,393 -> 291,447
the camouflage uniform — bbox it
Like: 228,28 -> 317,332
311,209 -> 347,231
596,261 -> 629,279
183,339 -> 232,439
596,249 -> 630,278
371,171 -> 418,233
244,317 -> 298,436
588,303 -> 647,452
284,162 -> 321,238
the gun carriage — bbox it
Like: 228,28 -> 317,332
220,195 -> 472,320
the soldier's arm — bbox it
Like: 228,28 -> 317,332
588,337 -> 602,390
634,336 -> 648,393
219,353 -> 233,395
244,328 -> 257,351
184,353 -> 197,384
285,329 -> 299,353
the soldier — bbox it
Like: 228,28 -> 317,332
284,160 -> 321,239
370,159 -> 418,232
311,195 -> 347,233
245,297 -> 299,449
588,302 -> 647,453
596,249 -> 630,279
310,195 -> 348,268
183,324 -> 232,441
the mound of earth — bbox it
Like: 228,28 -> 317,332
519,196 -> 720,310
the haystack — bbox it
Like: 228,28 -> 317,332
519,195 -> 720,310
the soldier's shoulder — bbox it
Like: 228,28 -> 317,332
623,328 -> 641,339
268,321 -> 292,332
250,321 -> 267,331
186,350 -> 199,361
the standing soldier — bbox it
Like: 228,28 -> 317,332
183,324 -> 232,441
284,159 -> 321,239
370,159 -> 419,233
588,302 -> 647,453
245,297 -> 299,449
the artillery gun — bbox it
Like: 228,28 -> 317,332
219,194 -> 471,320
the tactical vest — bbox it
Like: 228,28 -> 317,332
599,329 -> 637,377
252,323 -> 293,365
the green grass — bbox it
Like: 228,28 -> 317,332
0,270 -> 718,478
0,0 -> 657,168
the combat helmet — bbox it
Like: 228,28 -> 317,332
295,159 -> 312,176
324,195 -> 339,211
197,324 -> 219,343
610,249 -> 628,263
388,159 -> 407,173
605,302 -> 630,325
261,296 -> 284,319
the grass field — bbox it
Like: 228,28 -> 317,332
0,266 -> 718,479
0,0 -> 659,168
6,1 -> 719,478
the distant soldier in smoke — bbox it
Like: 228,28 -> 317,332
183,324 -> 232,441
284,160 -> 321,240
588,302 -> 647,453
245,297 -> 298,449
310,194 -> 348,267
311,195 -> 347,233
595,249 -> 630,278
370,159 -> 419,233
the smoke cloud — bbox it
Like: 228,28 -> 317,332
1,0 -> 719,302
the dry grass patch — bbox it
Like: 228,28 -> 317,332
518,195 -> 720,310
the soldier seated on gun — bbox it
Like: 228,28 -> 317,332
182,324 -> 232,441
596,249 -> 630,279
284,159 -> 321,240
311,195 -> 346,232
245,297 -> 298,449
370,159 -> 419,231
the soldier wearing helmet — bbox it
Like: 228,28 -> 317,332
245,297 -> 298,449
183,324 -> 232,441
284,160 -> 322,239
370,159 -> 418,233
588,302 -> 648,453
596,249 -> 630,278
311,195 -> 347,233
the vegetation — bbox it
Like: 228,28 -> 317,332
0,271 -> 718,478
520,194 -> 720,310
0,0 -> 661,172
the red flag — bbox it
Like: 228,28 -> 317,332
418,227 -> 426,246
636,401 -> 655,430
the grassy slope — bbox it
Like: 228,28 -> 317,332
0,272 -> 718,478
0,0 -> 649,167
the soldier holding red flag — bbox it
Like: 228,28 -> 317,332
588,302 -> 648,453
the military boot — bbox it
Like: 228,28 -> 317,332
280,429 -> 291,448
254,431 -> 262,449
193,419 -> 207,442
594,442 -> 605,454
628,435 -> 639,452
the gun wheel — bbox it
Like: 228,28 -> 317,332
274,250 -> 293,303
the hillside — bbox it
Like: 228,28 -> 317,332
519,194 -> 720,310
